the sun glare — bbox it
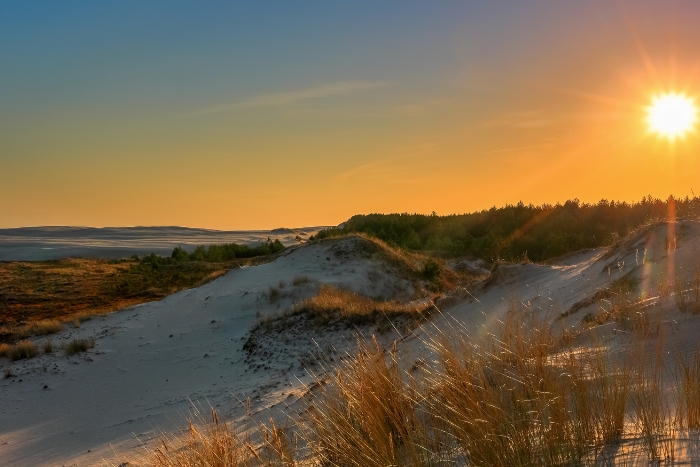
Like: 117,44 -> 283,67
647,93 -> 697,138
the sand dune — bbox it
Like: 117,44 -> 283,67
2,223 -> 700,466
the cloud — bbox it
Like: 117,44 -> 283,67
185,80 -> 388,117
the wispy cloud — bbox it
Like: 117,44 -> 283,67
184,80 -> 388,117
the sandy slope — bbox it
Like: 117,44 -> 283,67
0,237 -> 416,467
2,223 -> 700,466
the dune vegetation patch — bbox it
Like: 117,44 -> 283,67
16,319 -> 63,338
0,340 -> 39,361
64,338 -> 95,356
291,284 -> 430,327
0,240 -> 286,341
152,303 -> 700,466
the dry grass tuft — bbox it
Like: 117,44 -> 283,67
151,409 -> 296,467
65,338 -> 95,356
5,340 -> 39,361
292,284 -> 428,326
153,410 -> 249,467
291,275 -> 312,286
307,337 -> 443,466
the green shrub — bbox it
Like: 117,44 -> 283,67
167,238 -> 286,263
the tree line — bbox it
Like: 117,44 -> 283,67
312,196 -> 700,262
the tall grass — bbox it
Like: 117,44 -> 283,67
0,340 -> 39,361
151,306 -> 700,466
152,409 -> 296,467
307,337 -> 445,466
153,410 -> 248,467
17,319 -> 63,338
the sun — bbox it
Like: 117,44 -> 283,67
647,93 -> 697,139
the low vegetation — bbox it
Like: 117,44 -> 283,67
151,301 -> 700,466
291,284 -> 429,326
0,239 -> 285,341
170,238 -> 285,262
0,340 -> 39,361
65,338 -> 95,356
16,319 -> 63,338
313,196 -> 700,261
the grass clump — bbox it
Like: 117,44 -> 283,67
152,409 -> 295,467
65,338 -> 95,356
292,275 -> 312,286
292,284 -> 429,326
7,340 -> 39,361
152,306 -> 700,466
153,410 -> 248,467
0,343 -> 11,358
43,339 -> 53,354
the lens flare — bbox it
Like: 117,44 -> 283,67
647,93 -> 697,139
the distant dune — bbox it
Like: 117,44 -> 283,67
0,226 -> 328,261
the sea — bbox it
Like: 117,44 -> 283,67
0,226 -> 326,261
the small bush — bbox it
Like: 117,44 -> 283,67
65,338 -> 95,356
10,340 -> 38,361
43,339 -> 53,354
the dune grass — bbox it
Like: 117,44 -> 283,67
291,275 -> 312,286
151,409 -> 296,467
150,298 -> 700,466
291,284 -> 429,326
65,338 -> 95,356
0,340 -> 39,361
16,319 -> 63,338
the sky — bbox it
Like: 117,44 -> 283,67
2,1 -> 700,229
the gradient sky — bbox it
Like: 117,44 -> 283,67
3,1 -> 700,229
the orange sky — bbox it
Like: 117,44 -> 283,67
2,2 -> 700,229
